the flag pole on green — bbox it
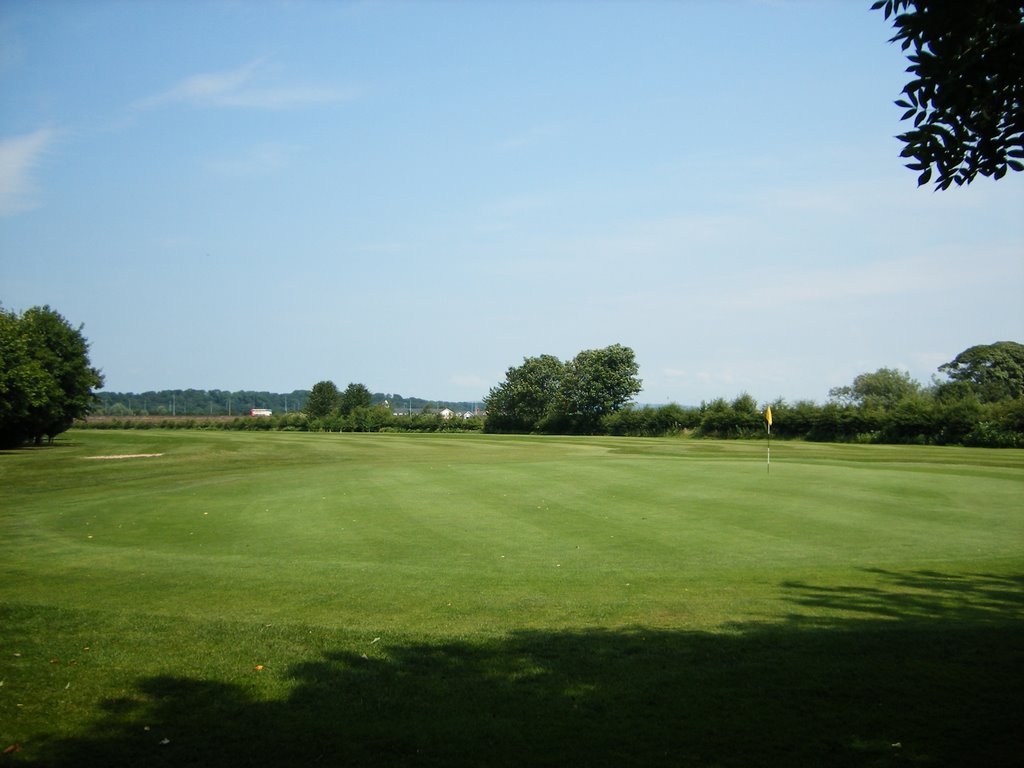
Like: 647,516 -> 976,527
765,406 -> 773,473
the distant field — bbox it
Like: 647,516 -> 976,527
1,430 -> 1022,767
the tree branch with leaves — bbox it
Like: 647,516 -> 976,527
872,0 -> 1024,189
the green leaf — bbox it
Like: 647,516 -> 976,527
917,168 -> 933,186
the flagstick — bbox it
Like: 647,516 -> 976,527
767,422 -> 771,474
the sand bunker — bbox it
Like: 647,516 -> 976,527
83,453 -> 165,460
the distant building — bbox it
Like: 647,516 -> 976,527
250,408 -> 273,417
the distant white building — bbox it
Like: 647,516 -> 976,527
250,408 -> 273,417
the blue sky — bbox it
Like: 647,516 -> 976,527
2,1 -> 1022,405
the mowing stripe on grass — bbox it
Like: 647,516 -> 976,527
2,430 -> 1021,766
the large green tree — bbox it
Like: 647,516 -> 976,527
0,305 -> 103,447
872,0 -> 1024,189
550,344 -> 642,433
938,341 -> 1024,402
483,354 -> 565,433
0,308 -> 53,446
305,380 -> 340,419
338,382 -> 373,416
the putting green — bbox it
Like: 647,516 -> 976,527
2,430 -> 1020,634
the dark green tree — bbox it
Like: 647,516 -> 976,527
828,367 -> 921,410
937,341 -> 1024,402
483,354 -> 565,433
1,307 -> 53,446
0,305 -> 103,447
338,382 -> 373,416
872,0 -> 1024,189
305,380 -> 340,419
551,344 -> 642,433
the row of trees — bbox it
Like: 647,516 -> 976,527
306,381 -> 373,418
95,389 -> 310,417
76,389 -> 1023,446
77,410 -> 486,434
483,342 -> 1024,447
1,305 -> 104,448
301,380 -> 485,432
94,388 -> 479,418
688,391 -> 1022,448
3,300 -> 1021,448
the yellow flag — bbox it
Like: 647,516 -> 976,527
765,406 -> 773,427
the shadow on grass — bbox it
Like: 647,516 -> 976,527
14,570 -> 1024,768
778,569 -> 1024,626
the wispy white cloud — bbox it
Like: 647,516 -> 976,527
134,59 -> 355,111
138,59 -> 262,109
218,84 -> 354,109
0,128 -> 56,216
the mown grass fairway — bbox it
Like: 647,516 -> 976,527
2,430 -> 1022,766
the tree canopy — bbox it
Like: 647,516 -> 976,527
0,305 -> 104,447
872,0 -> 1024,189
828,367 -> 922,409
338,382 -> 373,416
305,380 -> 340,419
938,341 -> 1024,402
484,344 -> 641,434
552,344 -> 643,433
483,354 -> 565,433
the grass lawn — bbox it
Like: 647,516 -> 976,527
1,430 -> 1022,766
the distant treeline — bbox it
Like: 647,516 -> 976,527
479,342 -> 1024,447
80,392 -> 1023,446
82,342 -> 1024,447
567,363 -> 1023,447
79,410 -> 484,434
93,390 -> 481,417
605,394 -> 1024,447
